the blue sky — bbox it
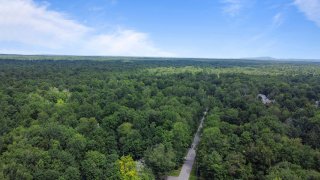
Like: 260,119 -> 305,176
0,0 -> 320,59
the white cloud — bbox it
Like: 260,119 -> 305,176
85,29 -> 173,56
221,0 -> 247,16
0,0 -> 173,56
294,0 -> 320,27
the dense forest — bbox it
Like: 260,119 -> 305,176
0,58 -> 320,179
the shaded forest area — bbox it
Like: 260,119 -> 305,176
0,58 -> 320,179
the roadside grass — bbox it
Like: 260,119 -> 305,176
189,161 -> 197,180
189,160 -> 205,180
167,166 -> 182,176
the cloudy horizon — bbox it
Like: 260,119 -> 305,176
0,0 -> 320,59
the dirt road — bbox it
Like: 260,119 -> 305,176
167,109 -> 208,180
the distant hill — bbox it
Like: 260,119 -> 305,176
242,56 -> 320,62
242,57 -> 277,61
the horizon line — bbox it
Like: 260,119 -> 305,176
1,53 -> 320,62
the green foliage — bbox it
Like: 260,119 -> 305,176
81,151 -> 110,180
1,58 -> 320,179
266,162 -> 320,180
144,144 -> 176,176
117,155 -> 139,180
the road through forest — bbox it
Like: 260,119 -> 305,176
167,108 -> 208,180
